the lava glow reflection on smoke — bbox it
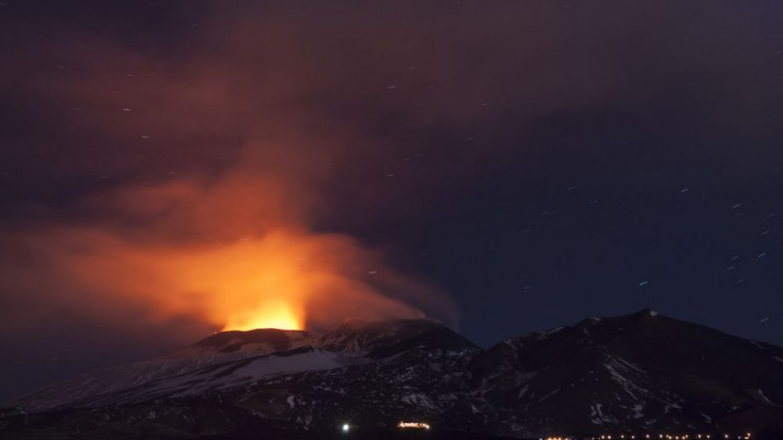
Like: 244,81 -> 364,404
17,215 -> 446,334
0,164 -> 459,338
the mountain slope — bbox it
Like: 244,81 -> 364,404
470,309 -> 783,436
315,318 -> 479,357
7,319 -> 477,412
9,328 -> 311,412
3,312 -> 783,440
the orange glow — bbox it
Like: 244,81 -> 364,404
222,300 -> 303,331
0,8 -> 478,342
2,174 -> 457,335
56,225 -> 434,333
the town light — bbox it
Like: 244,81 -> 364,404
398,421 -> 430,430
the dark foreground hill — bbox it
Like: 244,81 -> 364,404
2,311 -> 783,440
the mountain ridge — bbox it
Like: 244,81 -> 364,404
3,311 -> 783,439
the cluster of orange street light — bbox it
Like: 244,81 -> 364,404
577,433 -> 752,440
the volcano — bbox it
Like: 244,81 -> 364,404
2,312 -> 783,440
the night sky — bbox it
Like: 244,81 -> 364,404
2,1 -> 783,403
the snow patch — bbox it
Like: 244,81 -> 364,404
401,393 -> 437,410
756,389 -> 778,406
631,403 -> 645,419
517,384 -> 529,399
590,402 -> 618,425
602,355 -> 650,400
663,402 -> 683,414
539,387 -> 561,402
231,350 -> 344,380
538,327 -> 564,339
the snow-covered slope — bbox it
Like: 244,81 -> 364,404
4,312 -> 783,440
8,319 -> 475,412
9,328 -> 312,412
78,347 -> 357,408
